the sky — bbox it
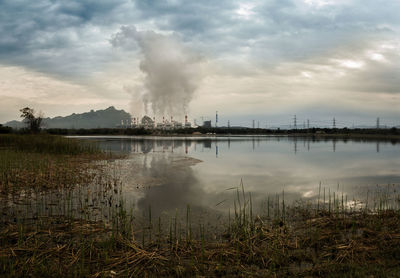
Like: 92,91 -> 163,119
0,0 -> 399,127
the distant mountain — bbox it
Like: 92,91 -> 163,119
4,120 -> 24,129
4,106 -> 131,129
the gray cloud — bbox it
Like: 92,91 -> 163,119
0,0 -> 133,78
1,0 -> 399,76
0,0 -> 400,123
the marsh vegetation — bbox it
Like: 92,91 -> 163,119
0,134 -> 399,277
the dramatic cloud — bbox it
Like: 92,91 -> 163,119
0,0 -> 399,126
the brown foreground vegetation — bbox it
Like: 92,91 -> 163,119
1,209 -> 400,277
1,134 -> 399,277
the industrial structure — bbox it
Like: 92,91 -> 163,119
120,115 -> 193,130
202,120 -> 212,128
118,113 -> 396,130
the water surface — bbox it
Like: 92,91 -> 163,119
77,136 -> 400,217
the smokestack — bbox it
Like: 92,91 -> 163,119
163,116 -> 165,124
185,115 -> 188,124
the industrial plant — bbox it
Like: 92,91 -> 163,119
120,115 -> 193,130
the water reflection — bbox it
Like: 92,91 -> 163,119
76,136 -> 400,217
135,155 -> 203,214
88,135 -> 399,156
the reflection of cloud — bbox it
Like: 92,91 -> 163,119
84,137 -> 400,216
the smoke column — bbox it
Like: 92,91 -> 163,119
111,26 -> 204,117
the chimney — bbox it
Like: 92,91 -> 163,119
185,115 -> 188,124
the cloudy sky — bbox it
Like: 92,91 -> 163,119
1,0 -> 399,127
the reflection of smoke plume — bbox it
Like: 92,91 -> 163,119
137,155 -> 203,215
111,26 -> 204,117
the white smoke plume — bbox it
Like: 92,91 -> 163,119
111,26 -> 204,118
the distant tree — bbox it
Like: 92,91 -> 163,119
0,124 -> 12,134
20,107 -> 43,133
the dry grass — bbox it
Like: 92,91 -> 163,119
1,134 -> 400,277
0,134 -> 114,194
1,210 -> 399,277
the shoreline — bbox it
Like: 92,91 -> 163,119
288,133 -> 400,140
1,134 -> 400,277
67,132 -> 400,141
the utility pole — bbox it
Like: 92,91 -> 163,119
215,111 -> 218,128
252,120 -> 255,129
307,119 -> 310,129
333,117 -> 336,128
228,120 -> 230,128
376,117 -> 380,129
293,115 -> 297,129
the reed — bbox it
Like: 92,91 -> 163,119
2,195 -> 399,277
1,136 -> 400,276
0,134 -> 115,194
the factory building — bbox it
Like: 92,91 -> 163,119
141,116 -> 155,129
202,120 -> 212,128
125,115 -> 192,130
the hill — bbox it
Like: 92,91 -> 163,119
4,106 -> 131,129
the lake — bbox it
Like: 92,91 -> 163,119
76,135 -> 400,218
